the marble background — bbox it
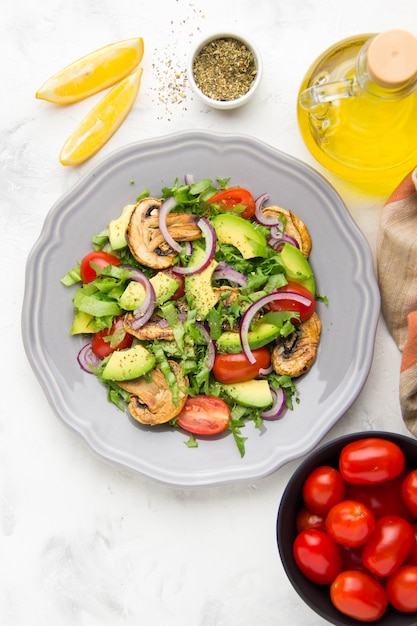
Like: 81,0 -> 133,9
2,0 -> 417,624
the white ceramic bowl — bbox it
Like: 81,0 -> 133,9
188,33 -> 263,110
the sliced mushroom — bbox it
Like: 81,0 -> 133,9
262,206 -> 312,257
213,286 -> 240,306
123,314 -> 175,341
271,312 -> 321,377
212,286 -> 242,331
118,360 -> 188,425
126,197 -> 202,269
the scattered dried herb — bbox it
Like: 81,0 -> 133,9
192,37 -> 257,101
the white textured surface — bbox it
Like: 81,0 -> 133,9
2,1 -> 416,624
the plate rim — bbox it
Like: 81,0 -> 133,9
22,130 -> 381,487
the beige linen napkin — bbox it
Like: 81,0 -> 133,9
377,167 -> 417,437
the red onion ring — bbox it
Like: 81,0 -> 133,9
268,233 -> 300,250
254,193 -> 280,227
260,387 -> 286,420
172,218 -> 216,276
77,342 -> 100,373
258,364 -> 273,377
270,224 -> 284,236
212,262 -> 248,287
184,174 -> 195,186
122,266 -> 156,330
158,196 -> 182,254
239,291 -> 312,364
183,241 -> 193,256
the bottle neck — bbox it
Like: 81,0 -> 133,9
356,32 -> 417,100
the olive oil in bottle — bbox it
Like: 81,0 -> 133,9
297,30 -> 417,191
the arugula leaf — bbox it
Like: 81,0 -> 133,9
184,434 -> 198,448
189,178 -> 213,196
229,405 -> 249,458
136,188 -> 150,202
316,293 -> 329,305
259,311 -> 298,336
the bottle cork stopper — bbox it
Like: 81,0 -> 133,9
367,29 -> 417,87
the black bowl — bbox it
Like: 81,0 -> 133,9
277,431 -> 417,626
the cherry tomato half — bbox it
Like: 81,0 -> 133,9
293,529 -> 342,584
80,251 -> 121,284
325,499 -> 375,548
339,437 -> 405,485
346,468 -> 415,522
91,317 -> 134,360
361,515 -> 414,577
330,570 -> 388,622
206,187 -> 256,219
268,281 -> 316,323
401,469 -> 417,518
302,465 -> 346,516
386,565 -> 417,612
176,395 -> 230,436
212,347 -> 271,384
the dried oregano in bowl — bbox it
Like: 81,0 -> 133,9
188,33 -> 263,109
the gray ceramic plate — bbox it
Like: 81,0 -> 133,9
22,131 -> 380,487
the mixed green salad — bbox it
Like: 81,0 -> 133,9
61,175 -> 322,456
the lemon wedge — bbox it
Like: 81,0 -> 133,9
59,68 -> 143,166
36,37 -> 144,104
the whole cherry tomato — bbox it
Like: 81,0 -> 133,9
386,565 -> 417,612
405,524 -> 417,565
362,515 -> 414,577
339,437 -> 405,485
401,469 -> 417,518
302,465 -> 346,515
91,317 -> 133,359
212,347 -> 271,384
80,250 -> 121,284
293,529 -> 342,584
330,570 -> 388,621
339,546 -> 369,574
346,468 -> 415,522
267,281 -> 316,323
295,507 -> 326,533
326,500 -> 375,548
206,187 -> 256,219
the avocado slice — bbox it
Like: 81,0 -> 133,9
119,271 -> 179,310
108,204 -> 136,250
185,246 -> 220,319
216,322 -> 283,354
211,214 -> 268,259
102,344 -> 156,381
222,379 -> 273,408
279,243 -> 315,294
70,310 -> 96,335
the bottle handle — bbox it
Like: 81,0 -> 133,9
299,78 -> 356,111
